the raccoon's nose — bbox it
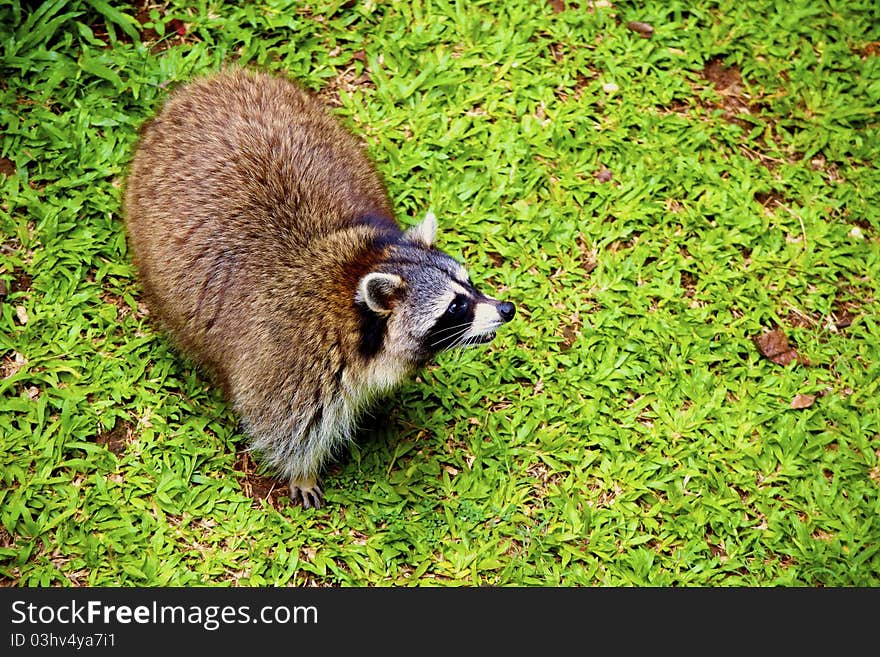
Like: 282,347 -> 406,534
497,301 -> 516,322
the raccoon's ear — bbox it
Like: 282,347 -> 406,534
404,211 -> 437,247
356,272 -> 404,315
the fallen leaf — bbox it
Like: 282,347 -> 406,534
0,157 -> 15,176
15,305 -> 28,325
752,329 -> 809,366
790,393 -> 816,409
862,41 -> 880,57
560,324 -> 578,351
595,168 -> 613,183
626,21 -> 654,38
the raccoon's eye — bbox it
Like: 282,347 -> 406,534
445,296 -> 469,317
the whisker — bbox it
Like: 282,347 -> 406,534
431,324 -> 471,348
432,331 -> 470,349
430,321 -> 473,337
450,329 -> 479,350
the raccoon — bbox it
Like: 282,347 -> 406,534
123,68 -> 515,508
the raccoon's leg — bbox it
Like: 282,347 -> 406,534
286,407 -> 330,509
286,394 -> 357,509
289,477 -> 324,509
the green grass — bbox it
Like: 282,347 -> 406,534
1,0 -> 878,586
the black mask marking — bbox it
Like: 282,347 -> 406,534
357,303 -> 388,359
424,293 -> 475,352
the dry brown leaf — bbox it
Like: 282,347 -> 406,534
753,330 -> 809,366
626,21 -> 655,38
790,393 -> 816,410
862,42 -> 880,57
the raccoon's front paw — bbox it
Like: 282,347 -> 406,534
289,478 -> 324,509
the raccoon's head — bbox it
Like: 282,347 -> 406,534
355,212 -> 515,369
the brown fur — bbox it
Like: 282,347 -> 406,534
123,68 -> 405,507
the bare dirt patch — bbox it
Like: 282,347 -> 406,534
89,1 -> 191,52
95,418 -> 135,455
754,191 -> 787,210
559,312 -> 582,351
680,271 -> 698,298
701,58 -> 754,129
234,450 -> 289,509
831,283 -> 870,331
0,157 -> 15,177
7,267 -> 32,294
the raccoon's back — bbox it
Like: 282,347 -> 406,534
125,68 -> 393,251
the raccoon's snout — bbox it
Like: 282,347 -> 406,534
497,301 -> 515,322
462,297 -> 515,344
